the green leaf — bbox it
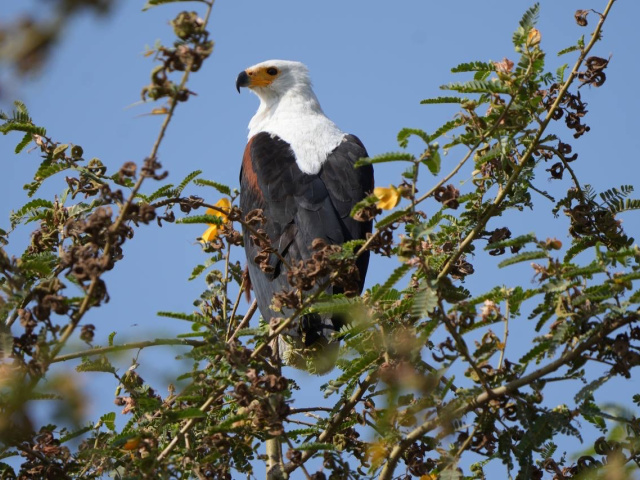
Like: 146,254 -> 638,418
412,284 -> 438,319
175,169 -> 202,197
561,262 -> 603,280
430,118 -> 463,141
555,63 -> 569,83
371,263 -> 412,302
20,252 -> 57,277
498,250 -> 548,268
519,340 -> 552,365
512,3 -> 540,50
52,144 -> 69,158
518,3 -> 540,31
146,184 -> 174,202
423,145 -> 441,175
0,122 -> 46,136
26,162 -> 69,196
10,198 -> 53,228
308,296 -> 361,315
557,44 -> 582,57
420,96 -> 469,105
142,0 -> 208,11
13,100 -> 28,115
564,237 -> 595,262
166,407 -> 207,421
176,214 -> 224,225
15,132 -> 32,154
375,208 -> 408,229
157,311 -> 207,323
60,426 -> 93,443
76,356 -> 116,374
193,178 -> 232,196
485,233 -> 538,252
324,350 -> 379,397
441,79 -> 509,94
397,128 -> 430,148
451,61 -> 496,73
574,374 -> 611,404
354,152 -> 415,167
100,412 -> 116,431
296,442 -> 335,451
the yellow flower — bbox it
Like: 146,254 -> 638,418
201,197 -> 231,243
122,436 -> 141,451
373,185 -> 400,210
366,441 -> 389,468
526,28 -> 541,48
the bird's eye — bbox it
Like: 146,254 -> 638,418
266,67 -> 278,76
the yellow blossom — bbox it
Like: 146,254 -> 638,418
366,441 -> 389,468
526,28 -> 541,47
373,185 -> 400,210
122,436 -> 141,451
201,197 -> 231,243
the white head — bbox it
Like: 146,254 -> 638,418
236,60 -> 316,104
236,59 -> 346,174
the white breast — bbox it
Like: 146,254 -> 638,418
247,87 -> 346,175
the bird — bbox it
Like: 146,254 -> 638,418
236,60 -> 373,373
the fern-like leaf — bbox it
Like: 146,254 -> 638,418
442,80 -> 509,94
157,311 -> 206,323
451,61 -> 496,73
371,264 -> 412,302
397,128 -> 430,148
14,133 -> 32,154
498,250 -> 548,268
176,214 -> 224,226
412,283 -> 438,321
10,198 -> 53,228
430,118 -> 464,141
564,237 -> 596,262
323,350 -> 379,397
519,340 -> 552,365
146,184 -> 175,202
76,356 -> 116,374
420,96 -> 469,105
375,208 -> 408,229
193,178 -> 232,196
354,152 -> 415,167
485,233 -> 537,252
557,44 -> 582,57
174,169 -> 202,197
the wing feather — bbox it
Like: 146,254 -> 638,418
240,132 -> 373,326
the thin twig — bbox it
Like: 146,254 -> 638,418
226,277 -> 246,341
227,299 -> 257,344
52,338 -> 203,363
284,371 -> 379,474
439,299 -> 491,391
157,392 -> 218,461
498,296 -> 509,370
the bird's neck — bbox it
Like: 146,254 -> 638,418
248,88 -> 345,175
251,86 -> 323,126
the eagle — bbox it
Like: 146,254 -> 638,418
236,60 -> 373,372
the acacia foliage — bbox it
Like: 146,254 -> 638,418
1,1 -> 639,479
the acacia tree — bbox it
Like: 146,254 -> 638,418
1,0 -> 639,479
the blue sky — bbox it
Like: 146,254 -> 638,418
2,0 -> 640,476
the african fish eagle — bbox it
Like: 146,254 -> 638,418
236,60 -> 373,372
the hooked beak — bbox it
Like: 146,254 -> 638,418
236,70 -> 250,93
